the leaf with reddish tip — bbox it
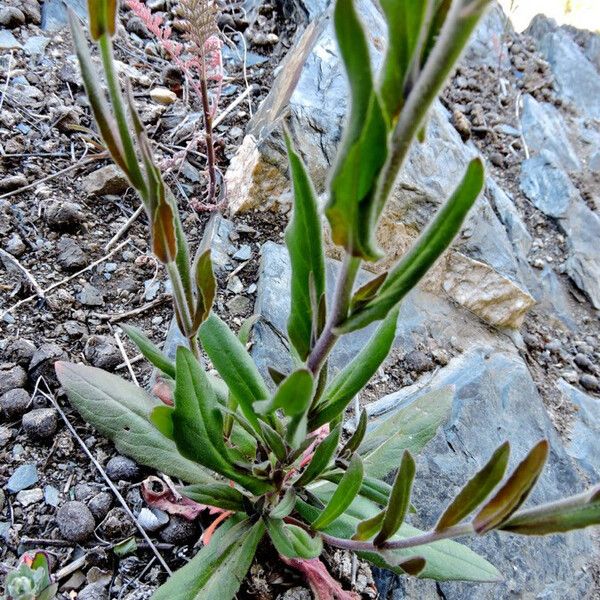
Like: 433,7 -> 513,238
436,442 -> 510,531
473,440 -> 549,534
398,556 -> 426,576
192,249 -> 216,329
152,196 -> 178,264
352,510 -> 385,541
88,0 -> 117,40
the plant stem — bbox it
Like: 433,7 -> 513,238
166,262 -> 195,353
307,255 -> 361,374
319,522 -> 474,553
199,61 -> 218,206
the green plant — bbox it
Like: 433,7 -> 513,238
56,1 -> 600,597
2,552 -> 57,600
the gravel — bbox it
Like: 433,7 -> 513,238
22,408 -> 59,440
0,388 -> 31,419
57,501 -> 96,543
105,456 -> 141,482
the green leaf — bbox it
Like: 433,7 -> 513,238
474,440 -> 549,534
192,249 -> 216,329
359,386 -> 453,479
353,510 -> 385,541
436,442 -> 510,532
113,537 -> 137,557
339,409 -> 368,457
172,347 -> 270,495
349,272 -> 387,314
310,309 -> 398,429
284,133 -> 326,360
150,405 -> 175,440
500,486 -> 600,535
322,471 -> 393,506
296,492 -> 502,582
325,0 -> 389,260
199,313 -> 270,433
295,425 -> 341,488
267,369 -> 314,417
259,421 -> 288,462
152,190 -> 178,265
88,0 -> 117,40
374,451 -> 416,545
55,362 -> 217,486
339,158 -> 485,332
181,483 -> 247,512
122,325 -> 175,379
312,453 -> 364,530
151,516 -> 265,600
265,517 -> 323,559
270,488 -> 297,519
379,0 -> 429,120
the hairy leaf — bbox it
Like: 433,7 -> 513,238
192,249 -> 216,329
436,442 -> 510,532
270,488 -> 297,519
268,369 -> 314,417
122,324 -> 175,379
265,518 -> 323,559
474,440 -> 549,534
259,421 -> 288,462
180,483 -> 247,512
295,425 -> 341,488
339,409 -> 368,457
353,510 -> 385,541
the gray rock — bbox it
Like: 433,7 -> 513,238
226,295 -> 252,316
580,374 -> 600,393
463,3 -> 511,69
88,492 -> 113,521
520,95 -> 580,172
77,582 -> 109,600
84,335 -> 121,370
100,507 -> 135,540
520,152 -> 581,218
106,456 -> 141,482
57,501 -> 95,542
7,464 -> 38,493
0,365 -> 27,395
16,488 -> 43,507
82,165 -> 129,197
46,201 -> 84,231
5,233 -> 26,257
29,343 -> 67,388
23,35 -> 50,56
44,485 -> 60,507
0,30 -> 22,51
57,237 -> 89,272
0,7 -> 25,28
557,380 -> 600,479
2,338 -> 36,367
77,283 -> 105,307
0,388 -> 31,419
158,516 -> 198,544
41,0 -> 86,31
574,353 -> 595,373
0,174 -> 27,194
22,408 -> 58,440
369,348 -> 596,599
404,350 -> 433,375
232,244 -> 253,261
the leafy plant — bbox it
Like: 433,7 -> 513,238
2,552 -> 57,600
56,1 -> 600,598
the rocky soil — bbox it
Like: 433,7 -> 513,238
1,1 -> 600,599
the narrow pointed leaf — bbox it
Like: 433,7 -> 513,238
192,249 -> 216,328
353,510 -> 385,541
436,442 -> 510,532
284,133 -> 326,359
265,518 -> 323,559
340,409 -> 368,457
374,451 -> 415,545
122,324 -> 175,379
259,421 -> 287,462
312,453 -> 364,530
500,486 -> 600,535
349,272 -> 387,314
268,369 -> 314,417
310,308 -> 398,429
151,517 -> 264,600
270,488 -> 297,519
152,195 -> 178,264
295,425 -> 341,488
474,440 -> 549,534
339,158 -> 485,332
323,472 -> 393,506
88,0 -> 118,40
180,483 -> 247,512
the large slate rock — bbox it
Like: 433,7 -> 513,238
41,0 -> 86,31
368,348 -> 597,599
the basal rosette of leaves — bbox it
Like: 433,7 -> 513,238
54,1 -> 600,598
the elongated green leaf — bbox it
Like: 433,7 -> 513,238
172,347 -> 270,495
436,442 -> 510,532
180,483 -> 247,512
340,409 -> 368,457
270,488 -> 297,519
88,0 -> 117,40
353,510 -> 385,541
310,309 -> 398,429
474,440 -> 549,534
349,272 -> 387,314
268,369 -> 314,417
379,0 -> 429,120
55,362 -> 216,485
259,421 -> 287,462
374,451 -> 415,545
325,0 -> 389,260
500,486 -> 600,535
122,325 -> 175,379
323,472 -> 392,506
312,454 -> 364,530
296,491 -> 502,582
265,518 -> 323,559
192,249 -> 216,329
151,516 -> 264,600
199,313 -> 270,432
295,425 -> 341,488
284,133 -> 326,360
359,386 -> 453,479
150,405 -> 175,440
339,158 -> 485,332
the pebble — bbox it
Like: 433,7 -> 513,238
561,370 -> 579,384
0,7 -> 26,28
106,456 -> 141,482
574,353 -> 595,373
7,464 -> 38,493
137,507 -> 169,532
232,245 -> 252,261
5,232 -> 26,257
29,343 -> 67,387
44,485 -> 61,507
57,501 -> 96,542
0,365 -> 27,395
100,507 -> 136,540
84,335 -> 121,370
77,283 -> 105,307
580,374 -> 600,393
0,426 -> 12,448
88,492 -> 113,521
2,338 -> 36,367
78,582 -> 109,600
227,275 -> 244,294
158,516 -> 198,544
404,350 -> 434,374
150,87 -> 177,105
46,201 -> 84,231
16,487 -> 44,507
0,174 -> 27,193
22,408 -> 59,440
57,237 -> 89,271
82,165 -> 129,196
0,388 -> 31,419
226,295 -> 251,316
0,30 -> 22,50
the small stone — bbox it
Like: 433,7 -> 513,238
29,343 -> 67,387
0,174 -> 27,193
82,165 -> 129,196
580,374 -> 600,393
574,353 -> 595,373
0,30 -> 22,50
16,487 -> 44,507
137,507 -> 168,532
226,295 -> 251,316
561,370 -> 579,384
84,336 -> 121,370
100,507 -> 136,539
490,152 -> 506,168
44,485 -> 60,507
5,233 -> 26,257
78,582 -> 109,600
23,35 -> 50,56
404,350 -> 434,374
46,201 -> 84,231
0,388 -> 31,419
0,7 -> 25,28
106,456 -> 141,482
158,516 -> 198,544
227,275 -> 244,294
2,338 -> 36,367
7,464 -> 38,493
0,426 -> 12,448
232,245 -> 252,261
64,320 -> 88,338
57,501 -> 96,542
57,237 -> 89,271
22,408 -> 58,440
0,365 -> 27,395
88,492 -> 113,521
74,483 -> 97,502
77,283 -> 105,307
150,87 -> 177,105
